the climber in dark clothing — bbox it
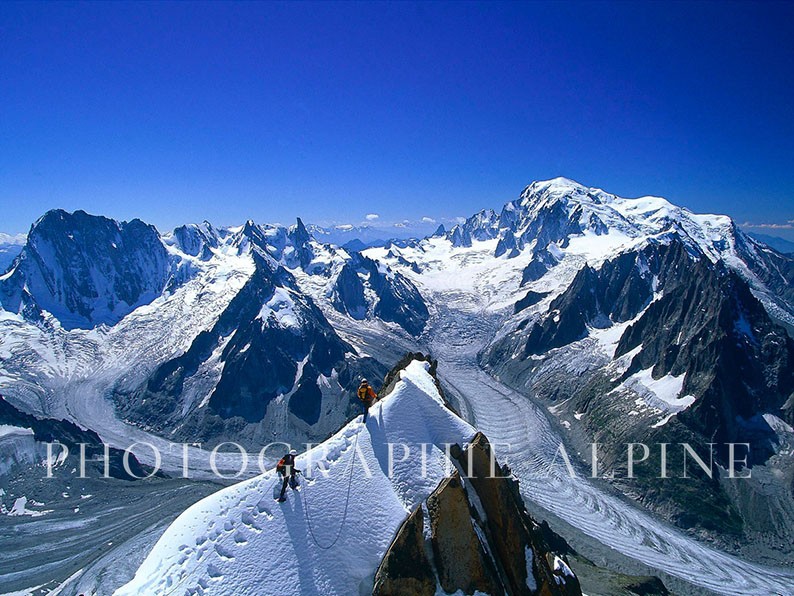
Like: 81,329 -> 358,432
357,378 -> 377,422
276,449 -> 300,502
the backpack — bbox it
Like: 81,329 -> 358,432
358,385 -> 371,402
278,453 -> 297,475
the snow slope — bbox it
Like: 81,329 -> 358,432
116,360 -> 475,596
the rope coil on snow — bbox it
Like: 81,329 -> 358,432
301,422 -> 361,550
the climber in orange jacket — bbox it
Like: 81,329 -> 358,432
357,378 -> 377,422
276,449 -> 301,502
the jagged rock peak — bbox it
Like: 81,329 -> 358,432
169,221 -> 219,259
289,217 -> 312,247
373,430 -> 583,596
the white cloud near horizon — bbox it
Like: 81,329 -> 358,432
0,232 -> 27,245
741,220 -> 794,230
421,216 -> 436,224
365,213 -> 379,221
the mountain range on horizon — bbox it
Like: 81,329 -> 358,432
1,177 -> 794,596
2,177 -> 793,275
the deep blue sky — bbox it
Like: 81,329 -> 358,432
2,1 -> 793,238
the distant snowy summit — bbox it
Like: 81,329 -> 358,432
366,177 -> 794,544
0,232 -> 25,273
440,176 -> 747,262
0,209 -> 429,453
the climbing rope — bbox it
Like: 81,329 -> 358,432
159,427 -> 360,593
301,423 -> 361,550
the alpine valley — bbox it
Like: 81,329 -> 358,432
1,178 -> 793,596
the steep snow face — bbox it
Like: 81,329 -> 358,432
116,361 -> 475,596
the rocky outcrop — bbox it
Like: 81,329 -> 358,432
374,431 -> 583,596
427,474 -> 501,594
170,222 -> 219,261
520,246 -> 560,285
371,506 -> 436,596
331,261 -> 368,319
515,290 -> 549,314
331,253 -> 429,336
448,209 -> 500,248
517,240 -> 691,356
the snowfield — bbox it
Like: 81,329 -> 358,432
115,361 -> 475,596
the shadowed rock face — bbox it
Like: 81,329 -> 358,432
494,237 -> 794,459
515,290 -> 549,314
374,431 -> 583,596
331,253 -> 429,336
519,240 -> 692,357
484,236 -> 794,541
520,247 -> 561,285
0,209 -> 170,329
171,222 -> 218,261
615,255 -> 794,451
114,252 -> 385,447
449,209 -> 500,249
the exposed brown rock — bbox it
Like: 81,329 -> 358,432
427,473 -> 501,594
453,432 -> 583,595
374,428 -> 584,596
372,505 -> 436,596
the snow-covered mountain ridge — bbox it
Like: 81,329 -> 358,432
0,210 -> 429,454
115,359 -> 473,595
370,177 -> 793,323
116,358 -> 583,596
